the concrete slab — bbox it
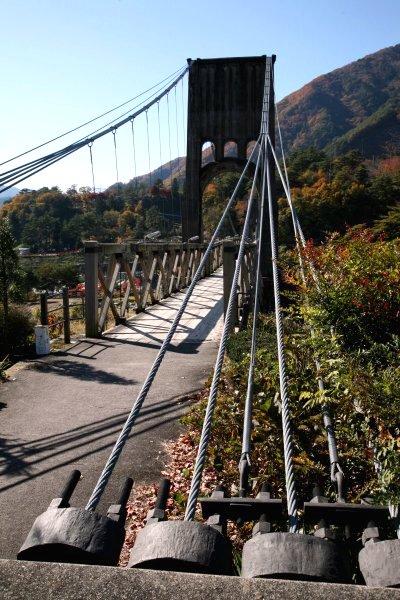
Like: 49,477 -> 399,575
0,272 -> 223,559
1,560 -> 399,600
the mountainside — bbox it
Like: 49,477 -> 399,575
278,44 -> 400,157
0,186 -> 20,205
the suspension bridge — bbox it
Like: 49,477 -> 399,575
0,55 -> 399,598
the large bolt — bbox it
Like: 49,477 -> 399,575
362,521 -> 380,546
314,518 -> 336,540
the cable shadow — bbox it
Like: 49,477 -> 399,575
0,411 -> 188,495
0,393 -> 194,485
27,359 -> 136,385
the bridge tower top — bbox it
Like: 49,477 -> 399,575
182,55 -> 275,240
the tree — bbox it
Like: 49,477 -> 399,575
0,217 -> 19,335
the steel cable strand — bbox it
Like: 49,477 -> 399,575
267,136 -> 320,290
238,60 -> 272,491
0,142 -> 84,184
239,136 -> 268,494
0,65 -> 186,168
270,122 -> 344,495
0,144 -> 87,194
184,145 -> 263,521
0,68 -> 188,192
88,143 -> 96,193
265,148 -> 298,533
84,136 -> 262,511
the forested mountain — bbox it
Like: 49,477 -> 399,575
0,186 -> 20,205
277,43 -> 400,157
131,44 -> 400,187
2,45 -> 400,252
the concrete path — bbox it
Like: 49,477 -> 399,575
0,271 -> 223,559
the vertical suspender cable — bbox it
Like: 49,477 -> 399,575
112,129 -> 119,184
181,77 -> 186,153
88,143 -> 96,193
166,93 -> 173,188
145,110 -> 152,187
174,86 -> 181,178
157,101 -> 163,181
157,101 -> 165,229
130,119 -> 137,186
180,77 -> 186,227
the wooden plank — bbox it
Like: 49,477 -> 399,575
98,257 -> 120,331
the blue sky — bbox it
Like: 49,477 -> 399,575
1,0 -> 399,191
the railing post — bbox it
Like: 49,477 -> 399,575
40,291 -> 48,325
62,286 -> 71,344
223,241 -> 238,327
84,240 -> 99,338
204,244 -> 211,277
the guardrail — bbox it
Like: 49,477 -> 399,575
84,240 -> 225,337
39,287 -> 78,344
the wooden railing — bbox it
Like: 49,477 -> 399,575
84,240 -> 224,336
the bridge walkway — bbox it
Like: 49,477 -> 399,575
0,270 -> 223,559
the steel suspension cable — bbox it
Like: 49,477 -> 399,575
268,128 -> 344,498
238,58 -> 272,494
239,135 -> 268,496
0,143 -> 83,184
265,139 -> 299,533
88,143 -> 96,193
84,137 -> 262,511
157,102 -> 163,181
130,120 -> 137,184
0,145 -> 86,193
166,93 -> 173,187
0,69 -> 186,184
145,110 -> 152,186
184,146 -> 263,521
0,66 -> 185,168
0,67 -> 188,194
112,130 -> 119,184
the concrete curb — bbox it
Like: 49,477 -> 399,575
1,560 -> 399,600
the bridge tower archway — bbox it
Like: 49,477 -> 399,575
182,55 -> 275,241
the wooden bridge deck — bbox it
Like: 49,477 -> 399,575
105,268 -> 223,346
0,270 -> 223,559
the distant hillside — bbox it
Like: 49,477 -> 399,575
278,44 -> 400,157
127,45 -> 400,190
0,186 -> 20,205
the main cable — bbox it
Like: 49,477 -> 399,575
184,144 -> 263,521
269,114 -> 344,499
0,65 -> 185,168
0,67 -> 188,194
265,133 -> 299,532
238,60 -> 272,496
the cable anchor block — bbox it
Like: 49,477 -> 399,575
128,479 -> 233,575
17,471 -> 133,566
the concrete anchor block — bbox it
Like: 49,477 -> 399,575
17,507 -> 125,566
359,539 -> 400,588
128,520 -> 233,575
241,532 -> 351,583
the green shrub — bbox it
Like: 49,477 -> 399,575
0,305 -> 35,358
184,228 -> 400,518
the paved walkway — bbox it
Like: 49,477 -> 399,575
0,271 -> 223,559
